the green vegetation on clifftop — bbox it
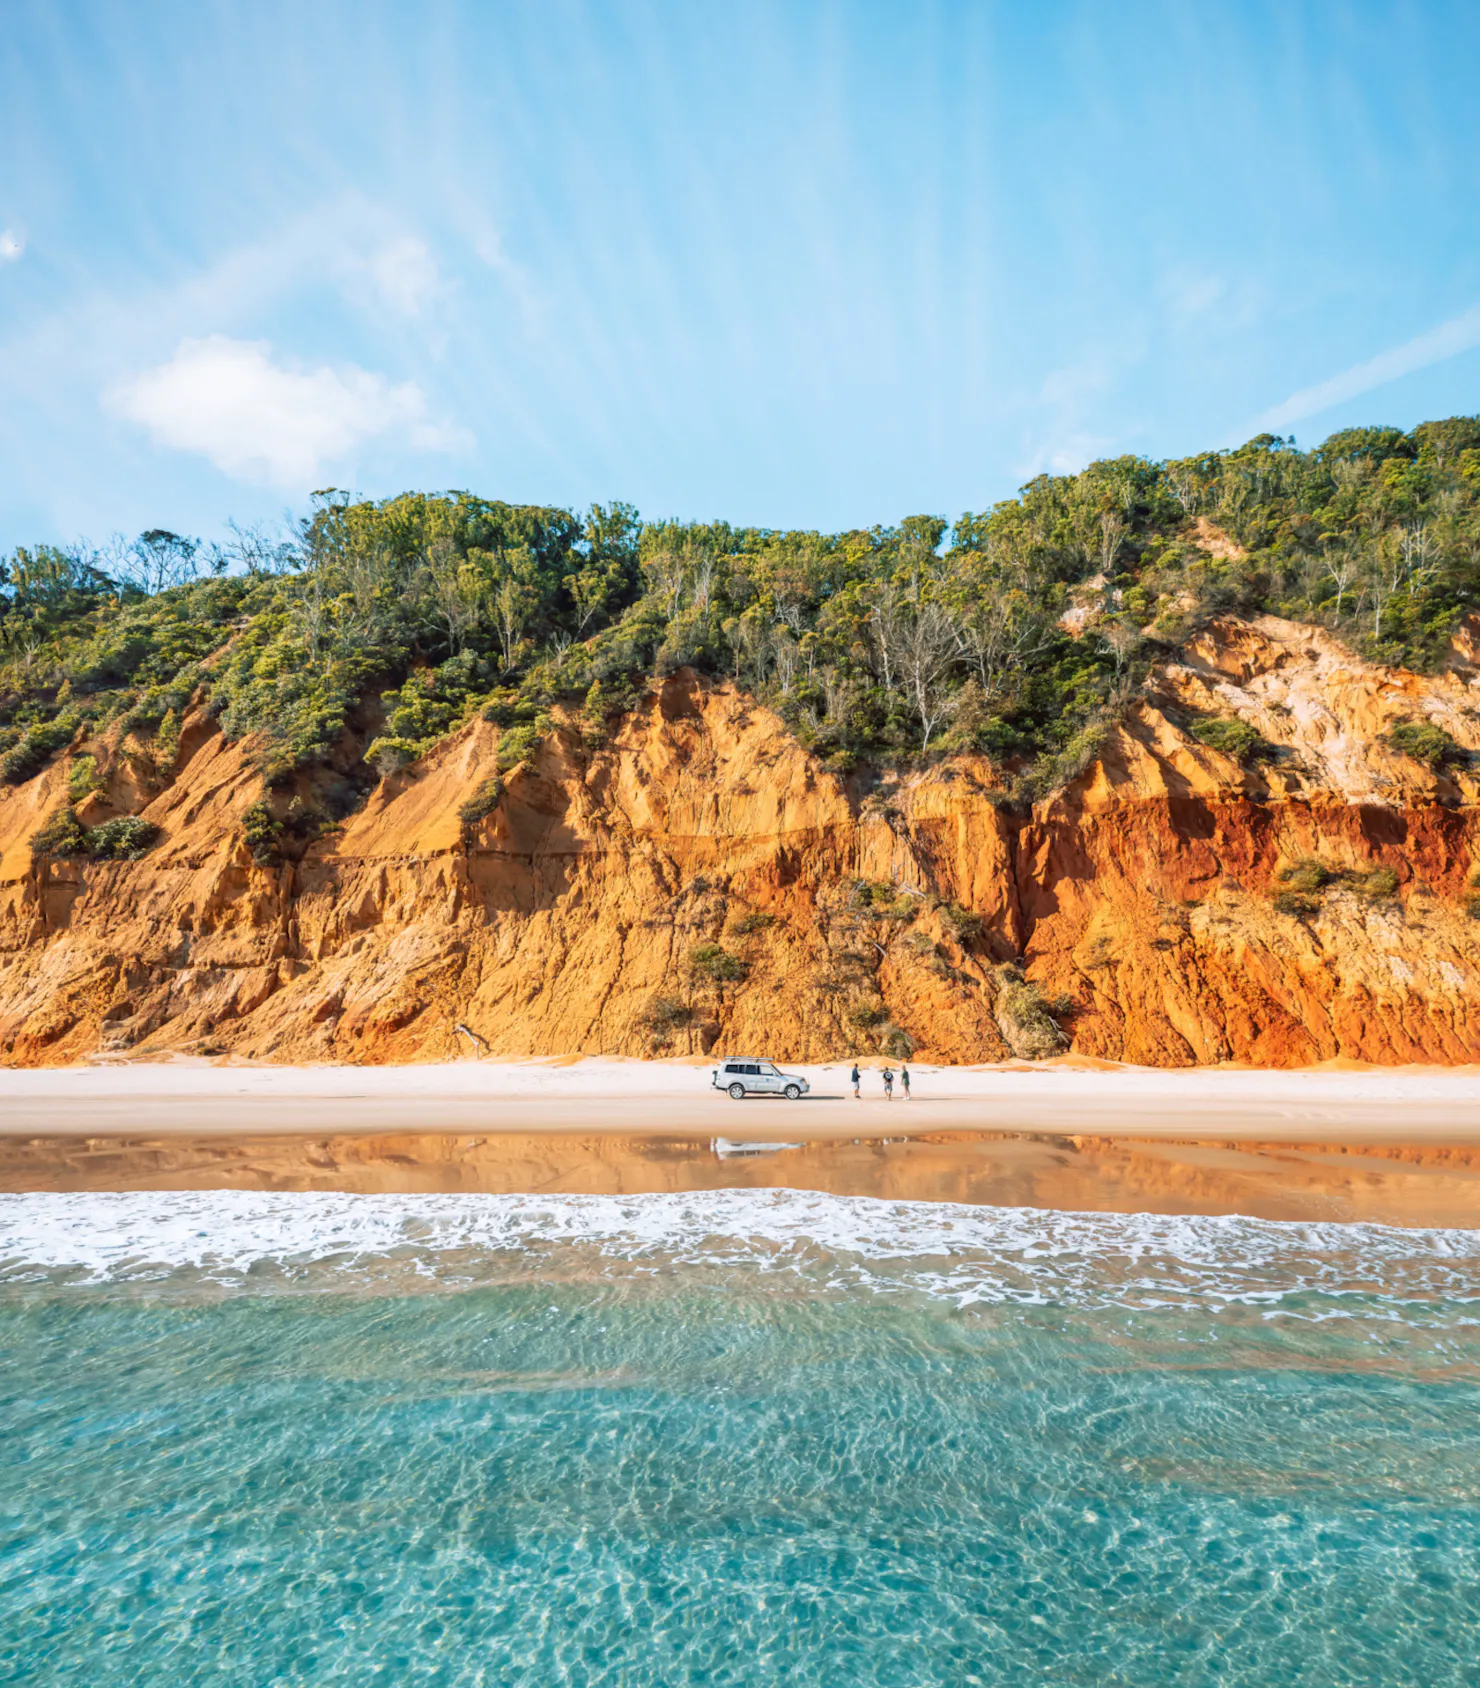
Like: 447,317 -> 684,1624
4,418 -> 1479,813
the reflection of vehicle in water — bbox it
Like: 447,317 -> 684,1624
710,1059 -> 810,1100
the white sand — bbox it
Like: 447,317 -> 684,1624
2,1057 -> 1479,1142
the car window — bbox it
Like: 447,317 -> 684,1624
745,1064 -> 761,1075
759,1064 -> 777,1075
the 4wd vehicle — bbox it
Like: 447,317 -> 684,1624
710,1059 -> 810,1100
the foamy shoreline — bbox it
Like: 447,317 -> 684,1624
3,1056 -> 1480,1143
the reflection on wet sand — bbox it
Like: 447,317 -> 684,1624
4,1131 -> 1480,1228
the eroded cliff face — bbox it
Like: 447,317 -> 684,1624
1,615 -> 1477,1068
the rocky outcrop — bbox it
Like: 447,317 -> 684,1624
1,616 -> 1478,1067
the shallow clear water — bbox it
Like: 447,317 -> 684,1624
2,1191 -> 1479,1686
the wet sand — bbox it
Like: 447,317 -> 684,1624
3,1130 -> 1480,1229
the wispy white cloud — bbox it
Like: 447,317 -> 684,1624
1016,347 -> 1135,478
108,335 -> 469,488
341,235 -> 445,318
1252,302 -> 1480,433
0,229 -> 24,264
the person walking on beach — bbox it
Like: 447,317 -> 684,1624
900,1063 -> 911,1099
851,1063 -> 861,1099
882,1066 -> 894,1100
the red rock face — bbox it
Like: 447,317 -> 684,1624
1,618 -> 1477,1068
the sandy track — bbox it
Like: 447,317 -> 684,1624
2,1058 -> 1479,1143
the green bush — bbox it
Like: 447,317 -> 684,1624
67,753 -> 101,803
1278,857 -> 1335,896
495,724 -> 541,773
730,910 -> 776,936
241,800 -> 285,864
1,715 -> 77,785
848,1001 -> 887,1029
458,775 -> 506,832
1189,716 -> 1272,763
86,817 -> 161,859
993,965 -> 1065,1059
1385,720 -> 1465,768
940,902 -> 983,940
30,806 -> 159,861
365,736 -> 420,776
852,881 -> 918,921
30,806 -> 88,858
641,996 -> 693,1031
688,942 -> 746,983
583,674 -> 641,723
1355,865 -> 1400,901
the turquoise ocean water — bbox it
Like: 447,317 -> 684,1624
2,1190 -> 1478,1685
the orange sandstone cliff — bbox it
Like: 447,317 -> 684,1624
1,615 -> 1477,1068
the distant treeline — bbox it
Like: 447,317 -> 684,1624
3,417 -> 1479,799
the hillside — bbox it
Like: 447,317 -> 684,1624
2,420 -> 1478,1066
0,613 -> 1477,1067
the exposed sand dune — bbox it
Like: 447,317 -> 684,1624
3,617 -> 1479,1072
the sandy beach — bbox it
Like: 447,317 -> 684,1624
3,1055 -> 1480,1141
3,1057 -> 1480,1224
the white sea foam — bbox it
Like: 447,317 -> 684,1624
3,1189 -> 1479,1311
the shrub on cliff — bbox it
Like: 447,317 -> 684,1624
458,776 -> 506,835
852,881 -> 919,922
240,797 -> 330,865
729,910 -> 776,936
1355,865 -> 1400,901
2,714 -> 78,784
86,817 -> 162,859
640,996 -> 693,1032
494,723 -> 542,773
1384,720 -> 1465,769
241,800 -> 284,863
1189,716 -> 1275,764
1279,858 -> 1335,895
688,943 -> 746,983
30,806 -> 160,861
30,806 -> 87,857
940,902 -> 983,940
992,964 -> 1066,1060
67,753 -> 101,803
1271,857 -> 1336,916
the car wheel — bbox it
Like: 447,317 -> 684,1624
784,1083 -> 801,1100
728,1083 -> 746,1100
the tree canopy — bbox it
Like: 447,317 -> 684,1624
4,415 -> 1479,802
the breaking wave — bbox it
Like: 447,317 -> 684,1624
3,1188 -> 1478,1313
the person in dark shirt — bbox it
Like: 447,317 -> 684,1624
850,1063 -> 861,1099
882,1066 -> 894,1100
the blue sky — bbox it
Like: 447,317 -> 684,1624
3,0 -> 1479,550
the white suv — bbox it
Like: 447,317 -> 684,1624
711,1059 -> 810,1101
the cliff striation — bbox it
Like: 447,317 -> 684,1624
1,616 -> 1477,1068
